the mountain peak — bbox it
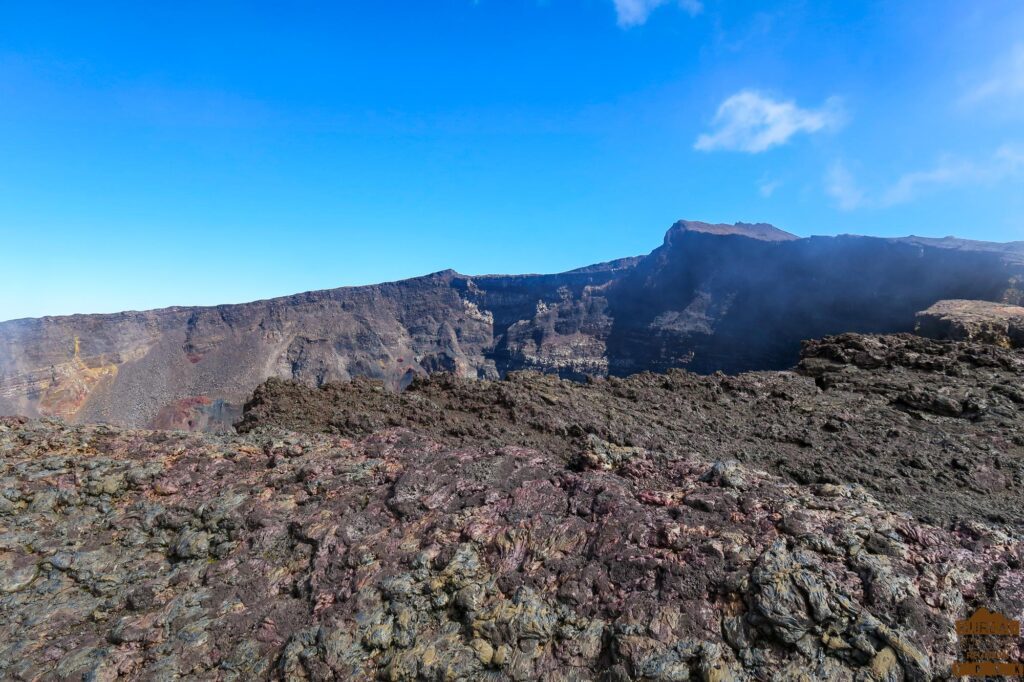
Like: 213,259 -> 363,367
666,220 -> 799,243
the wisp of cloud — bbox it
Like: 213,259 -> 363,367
695,90 -> 844,154
613,0 -> 703,28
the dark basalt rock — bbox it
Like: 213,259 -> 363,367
241,332 -> 1024,532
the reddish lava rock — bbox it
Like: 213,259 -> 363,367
0,411 -> 1022,679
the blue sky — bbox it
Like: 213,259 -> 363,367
1,1 -> 1023,320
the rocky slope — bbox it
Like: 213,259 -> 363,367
240,332 -> 1024,532
2,332 -> 1024,680
3,220 -> 1023,430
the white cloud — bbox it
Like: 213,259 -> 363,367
825,146 -> 1024,210
613,0 -> 702,28
882,146 -> 1024,206
881,158 -> 975,206
961,43 -> 1024,107
825,161 -> 865,210
757,177 -> 782,198
695,90 -> 844,153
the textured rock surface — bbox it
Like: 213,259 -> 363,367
2,409 -> 1022,680
916,299 -> 1024,348
241,333 -> 1024,532
3,220 -> 1024,430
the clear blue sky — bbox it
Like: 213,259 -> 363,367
2,1 -> 1023,321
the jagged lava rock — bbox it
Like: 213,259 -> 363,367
241,332 -> 1024,532
1,415 -> 1022,680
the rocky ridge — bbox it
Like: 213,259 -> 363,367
3,220 -> 1024,430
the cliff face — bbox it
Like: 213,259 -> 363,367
603,226 -> 1024,374
2,220 -> 1023,429
0,271 -> 506,430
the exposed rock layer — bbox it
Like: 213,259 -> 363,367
3,221 -> 1024,429
916,299 -> 1024,348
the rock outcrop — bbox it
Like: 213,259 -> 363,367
3,332 -> 1024,679
3,220 -> 1024,430
916,299 -> 1024,348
